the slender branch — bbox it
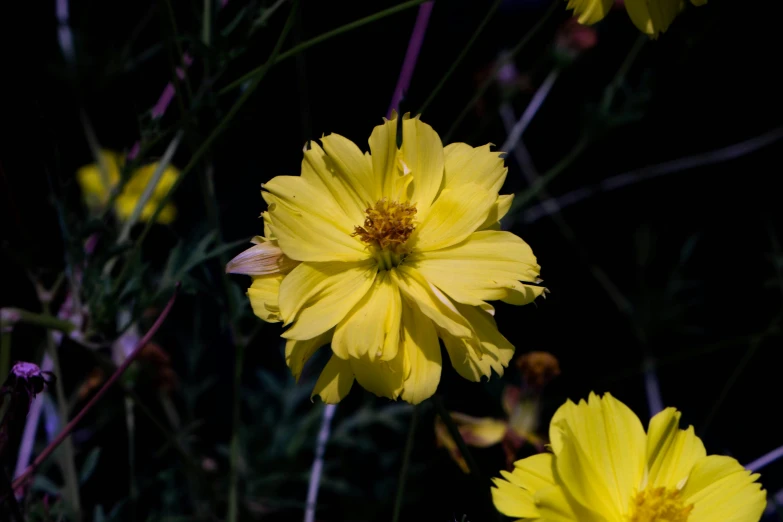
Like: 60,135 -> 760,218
218,0 -> 430,96
387,2 -> 434,118
391,405 -> 419,522
443,0 -> 559,142
521,126 -> 783,224
418,0 -> 502,116
499,70 -> 559,153
11,285 -> 179,490
303,403 -> 337,522
745,444 -> 783,473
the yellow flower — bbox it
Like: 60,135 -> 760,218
492,392 -> 766,522
565,0 -> 707,38
77,149 -> 178,224
227,113 -> 545,404
435,384 -> 546,473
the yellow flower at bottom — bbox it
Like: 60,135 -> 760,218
227,113 -> 546,404
565,0 -> 707,38
76,149 -> 178,224
491,392 -> 766,521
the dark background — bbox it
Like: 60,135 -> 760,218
2,0 -> 782,520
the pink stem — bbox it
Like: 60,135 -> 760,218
386,2 -> 434,119
12,286 -> 179,490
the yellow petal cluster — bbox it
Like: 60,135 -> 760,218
228,113 -> 546,404
492,392 -> 766,521
76,150 -> 178,224
565,0 -> 707,38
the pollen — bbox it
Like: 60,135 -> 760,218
628,487 -> 693,522
353,198 -> 417,253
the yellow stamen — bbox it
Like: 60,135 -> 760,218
628,487 -> 693,522
352,198 -> 417,256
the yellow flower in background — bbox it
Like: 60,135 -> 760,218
77,149 -> 178,224
227,112 -> 545,405
435,384 -> 545,473
492,392 -> 766,521
566,0 -> 707,38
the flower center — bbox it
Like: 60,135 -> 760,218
352,198 -> 417,269
628,487 -> 693,522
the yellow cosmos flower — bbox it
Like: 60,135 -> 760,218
566,0 -> 707,38
77,150 -> 178,224
492,392 -> 766,522
227,113 -> 545,404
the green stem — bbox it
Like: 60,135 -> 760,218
0,308 -> 75,335
600,34 -> 646,113
42,303 -> 81,521
418,0 -> 503,116
124,396 -> 138,521
442,0 -> 559,142
218,0 -> 430,95
122,0 -> 300,278
391,405 -> 419,522
432,395 -> 483,484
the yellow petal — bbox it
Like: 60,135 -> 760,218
154,203 -> 177,224
312,355 -> 355,404
548,392 -> 646,520
247,275 -> 284,323
441,303 -> 514,382
368,114 -> 402,198
332,270 -> 401,361
534,484 -> 585,522
681,455 -> 766,522
392,266 -> 476,342
409,182 -> 496,252
409,230 -> 542,308
348,338 -> 407,400
263,175 -> 367,262
690,0 -> 707,5
443,142 -> 507,195
434,417 -> 470,473
280,261 -> 377,340
76,150 -> 122,203
401,115 -> 444,213
301,140 -> 366,225
645,407 -> 706,489
625,0 -> 684,37
400,303 -> 442,404
127,163 -> 179,197
449,412 -> 506,447
226,240 -> 298,276
492,453 -> 556,518
286,329 -> 333,381
564,0 -> 614,25
479,194 -> 514,230
321,133 -> 378,205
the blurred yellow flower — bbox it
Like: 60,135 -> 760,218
566,0 -> 707,38
435,384 -> 545,473
227,112 -> 545,404
492,392 -> 766,521
77,150 -> 178,224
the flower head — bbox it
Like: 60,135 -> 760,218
77,149 -> 179,224
228,113 -> 545,404
565,0 -> 707,38
491,392 -> 766,521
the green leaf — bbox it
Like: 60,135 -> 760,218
80,447 -> 102,484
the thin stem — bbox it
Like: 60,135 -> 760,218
521,126 -> 783,224
218,0 -> 430,96
432,395 -> 482,483
303,403 -> 337,522
42,302 -> 81,520
226,276 -> 247,522
499,70 -> 559,153
443,0 -> 559,142
126,1 -> 299,265
12,286 -> 179,490
418,0 -> 502,116
387,2 -> 434,118
0,308 -> 75,335
391,405 -> 419,522
600,34 -> 646,113
746,445 -> 783,473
